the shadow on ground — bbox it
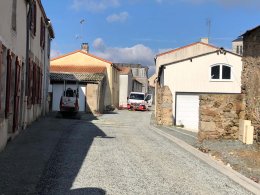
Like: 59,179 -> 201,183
0,112 -> 110,194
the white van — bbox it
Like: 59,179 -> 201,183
127,92 -> 148,111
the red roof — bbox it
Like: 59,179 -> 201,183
156,42 -> 219,57
51,50 -> 112,64
50,65 -> 106,73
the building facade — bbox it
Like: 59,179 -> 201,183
0,0 -> 54,151
156,42 -> 242,131
50,46 -> 120,111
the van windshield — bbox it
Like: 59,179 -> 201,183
129,93 -> 144,100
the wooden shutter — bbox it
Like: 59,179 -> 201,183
33,1 -> 37,36
27,58 -> 32,108
13,57 -> 21,132
0,41 -> 2,110
40,17 -> 45,48
11,0 -> 17,31
5,50 -> 12,118
32,62 -> 36,104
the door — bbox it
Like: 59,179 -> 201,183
176,94 -> 199,132
52,84 -> 86,112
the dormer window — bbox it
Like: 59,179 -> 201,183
210,64 -> 232,81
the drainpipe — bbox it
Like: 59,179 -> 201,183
25,0 -> 32,96
23,0 -> 32,129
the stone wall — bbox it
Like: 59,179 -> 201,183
199,94 -> 245,141
242,27 -> 260,141
156,85 -> 173,126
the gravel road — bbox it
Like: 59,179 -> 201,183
0,110 -> 255,194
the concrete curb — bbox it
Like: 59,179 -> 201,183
149,125 -> 260,195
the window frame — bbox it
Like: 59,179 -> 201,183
210,63 -> 233,82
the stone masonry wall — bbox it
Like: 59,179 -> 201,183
156,85 -> 173,126
242,28 -> 260,141
199,94 -> 245,141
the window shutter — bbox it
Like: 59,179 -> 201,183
32,62 -> 37,104
11,0 -> 17,31
5,50 -> 12,118
13,57 -> 21,132
0,41 -> 2,111
40,17 -> 45,48
34,2 -> 37,36
27,58 -> 32,108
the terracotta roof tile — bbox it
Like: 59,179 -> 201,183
50,65 -> 106,73
50,72 -> 105,82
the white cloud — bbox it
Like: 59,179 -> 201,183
106,12 -> 129,23
93,38 -> 106,51
92,38 -> 157,74
71,0 -> 120,12
157,0 -> 260,7
50,49 -> 62,58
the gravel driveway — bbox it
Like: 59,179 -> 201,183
0,110 -> 255,194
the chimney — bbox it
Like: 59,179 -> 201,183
81,43 -> 89,53
200,38 -> 209,44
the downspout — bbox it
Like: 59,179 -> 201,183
25,0 -> 32,96
23,0 -> 32,129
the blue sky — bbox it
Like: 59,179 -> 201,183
42,0 -> 260,75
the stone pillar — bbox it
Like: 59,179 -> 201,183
156,85 -> 173,126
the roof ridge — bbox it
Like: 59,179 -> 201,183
51,50 -> 112,64
156,42 -> 219,57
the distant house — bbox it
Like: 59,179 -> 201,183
232,37 -> 243,55
0,0 -> 54,151
50,44 -> 120,113
155,39 -> 242,131
115,63 -> 149,93
119,67 -> 142,108
148,74 -> 156,104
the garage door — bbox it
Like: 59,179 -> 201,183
52,84 -> 86,112
176,94 -> 199,131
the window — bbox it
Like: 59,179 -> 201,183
30,1 -> 37,36
40,17 -> 45,48
5,50 -> 12,118
11,0 -> 17,31
210,64 -> 232,81
239,46 -> 243,55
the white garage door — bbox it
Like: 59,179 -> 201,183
176,94 -> 199,132
52,84 -> 86,112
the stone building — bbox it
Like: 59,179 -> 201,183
0,0 -> 54,151
241,25 -> 260,140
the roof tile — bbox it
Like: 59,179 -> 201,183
50,65 -> 106,73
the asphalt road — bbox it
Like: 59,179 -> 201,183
0,110 -> 255,195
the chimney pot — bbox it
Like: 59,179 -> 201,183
200,38 -> 209,44
81,43 -> 89,53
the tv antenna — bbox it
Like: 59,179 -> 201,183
206,18 -> 211,41
75,19 -> 86,41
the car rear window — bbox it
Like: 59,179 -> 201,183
129,93 -> 144,100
